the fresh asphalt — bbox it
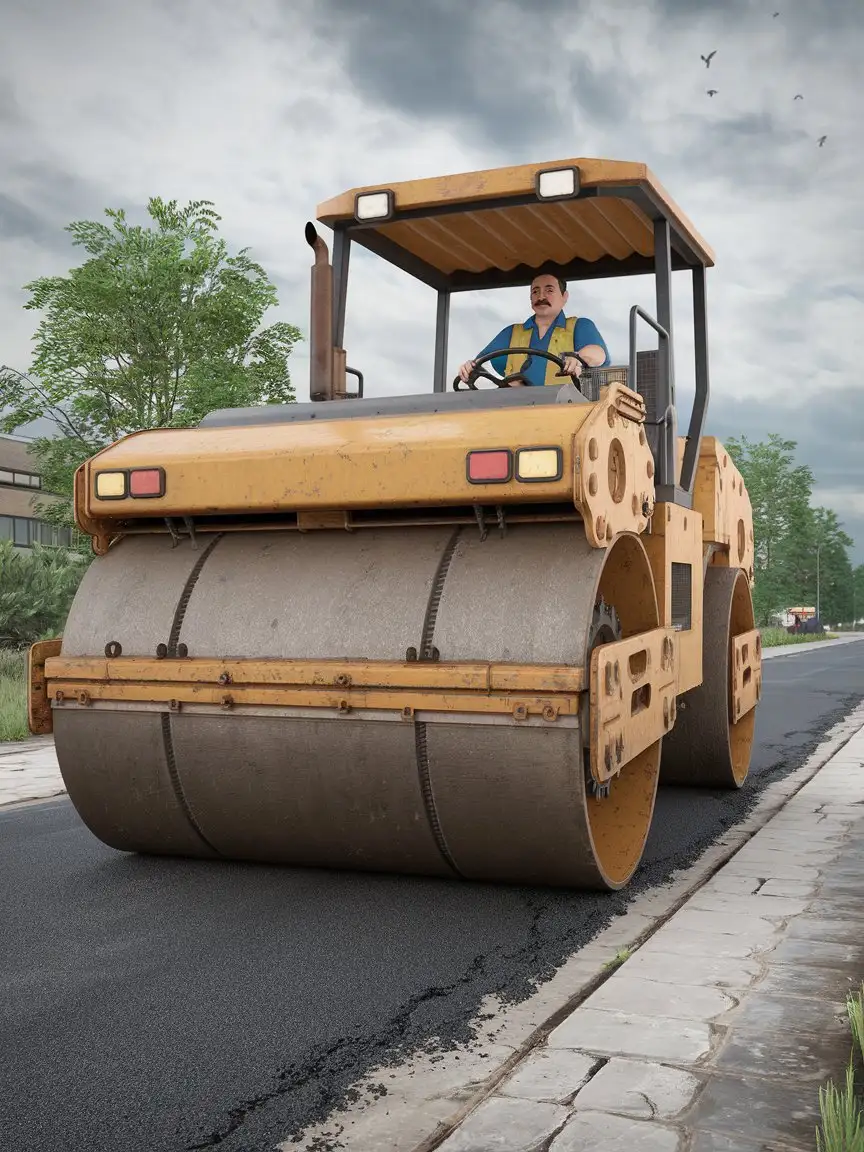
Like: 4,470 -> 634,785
2,642 -> 863,1152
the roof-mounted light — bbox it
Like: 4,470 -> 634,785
535,167 -> 580,201
354,190 -> 394,222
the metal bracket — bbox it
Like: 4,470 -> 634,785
473,505 -> 488,542
164,518 -> 182,548
183,516 -> 198,550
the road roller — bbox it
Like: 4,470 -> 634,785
28,156 -> 761,890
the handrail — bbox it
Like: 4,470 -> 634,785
628,305 -> 669,394
628,305 -> 676,494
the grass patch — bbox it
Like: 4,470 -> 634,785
0,648 -> 28,743
816,984 -> 864,1151
761,627 -> 834,648
603,948 -> 633,971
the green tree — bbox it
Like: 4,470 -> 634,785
1,198 -> 301,533
853,564 -> 864,625
726,434 -> 856,625
802,507 -> 854,625
726,434 -> 815,624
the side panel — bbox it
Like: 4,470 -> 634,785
642,502 -> 704,695
692,437 -> 755,584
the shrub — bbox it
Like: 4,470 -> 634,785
0,540 -> 88,645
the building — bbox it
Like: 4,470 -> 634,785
0,432 -> 74,550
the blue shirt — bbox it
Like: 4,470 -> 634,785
475,311 -> 610,387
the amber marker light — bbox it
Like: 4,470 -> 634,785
515,447 -> 563,482
94,471 -> 127,499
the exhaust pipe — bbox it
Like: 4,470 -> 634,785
305,222 -> 334,402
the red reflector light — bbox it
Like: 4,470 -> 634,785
129,468 -> 165,498
467,450 -> 512,483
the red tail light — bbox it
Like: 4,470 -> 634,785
467,450 -> 512,483
129,468 -> 165,498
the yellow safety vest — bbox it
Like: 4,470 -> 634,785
504,316 -> 579,385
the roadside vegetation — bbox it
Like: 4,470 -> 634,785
816,984 -> 864,1151
0,540 -> 86,742
761,627 -> 836,648
0,649 -> 28,743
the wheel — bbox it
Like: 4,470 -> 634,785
660,566 -> 756,788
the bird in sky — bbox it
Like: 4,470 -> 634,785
701,50 -> 716,67
818,135 -> 827,146
794,93 -> 803,100
773,11 -> 780,16
707,89 -> 718,96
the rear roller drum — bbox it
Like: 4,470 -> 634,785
660,565 -> 756,789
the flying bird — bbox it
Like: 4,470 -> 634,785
707,89 -> 718,96
773,11 -> 780,16
701,50 -> 716,67
818,135 -> 827,146
794,93 -> 803,100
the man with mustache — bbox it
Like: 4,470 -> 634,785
457,271 -> 610,387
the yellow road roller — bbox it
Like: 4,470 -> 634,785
28,156 -> 761,890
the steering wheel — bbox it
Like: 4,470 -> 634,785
452,347 -> 585,391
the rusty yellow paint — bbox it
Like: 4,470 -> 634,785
316,157 -> 714,269
574,385 -> 655,546
43,656 -> 586,695
28,639 -> 62,735
589,626 -> 678,785
81,402 -> 592,519
692,437 -> 755,585
731,628 -> 762,722
74,384 -> 656,554
642,502 -> 704,696
48,680 -> 580,720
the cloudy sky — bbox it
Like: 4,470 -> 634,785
2,0 -> 862,559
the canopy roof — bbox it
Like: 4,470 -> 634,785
316,157 -> 714,293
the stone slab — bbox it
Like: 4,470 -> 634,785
497,1049 -> 598,1105
765,938 -> 861,970
757,879 -> 820,898
667,909 -> 780,940
572,1057 -> 701,1119
686,892 -> 809,918
550,1111 -> 682,1151
580,976 -> 734,1022
785,915 -> 864,943
636,929 -> 767,961
685,1071 -> 822,1147
714,1022 -> 850,1083
721,991 -> 850,1035
435,1096 -> 569,1152
622,951 -> 762,993
548,1009 -> 712,1064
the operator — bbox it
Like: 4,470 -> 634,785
457,271 -> 610,386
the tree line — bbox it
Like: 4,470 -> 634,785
1,197 -> 859,639
726,435 -> 861,627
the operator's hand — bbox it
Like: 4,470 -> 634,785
458,360 -> 476,383
561,355 -> 583,377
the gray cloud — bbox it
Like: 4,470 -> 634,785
303,0 -> 592,148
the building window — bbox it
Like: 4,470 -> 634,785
0,515 -> 72,548
0,470 -> 42,489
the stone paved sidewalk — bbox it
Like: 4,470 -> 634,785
0,736 -> 65,806
436,722 -> 864,1152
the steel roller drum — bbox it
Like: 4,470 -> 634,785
54,524 -> 662,889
